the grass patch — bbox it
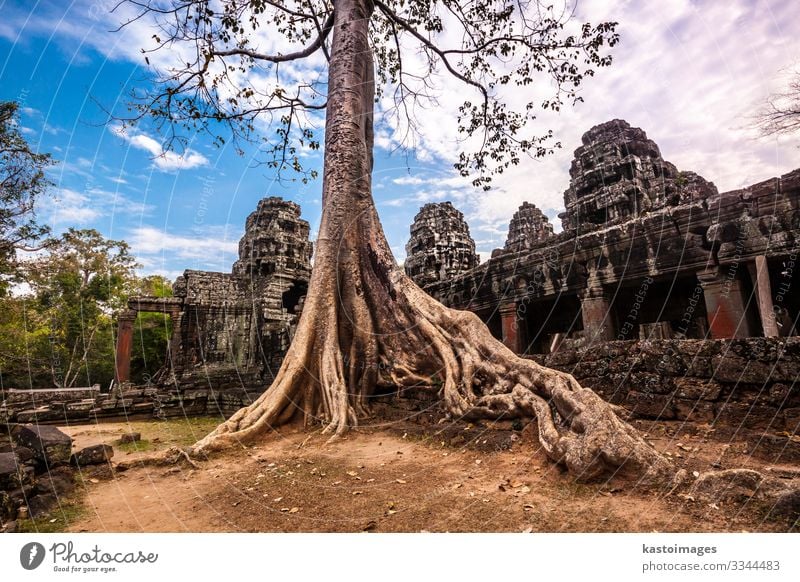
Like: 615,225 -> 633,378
115,439 -> 155,454
16,498 -> 87,533
99,416 -> 224,454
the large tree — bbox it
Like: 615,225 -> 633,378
121,0 -> 671,481
0,101 -> 52,294
23,228 -> 137,388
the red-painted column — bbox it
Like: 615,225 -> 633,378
580,284 -> 615,344
500,302 -> 523,354
114,310 -> 136,384
697,268 -> 753,339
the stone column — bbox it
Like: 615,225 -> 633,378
747,255 -> 779,337
500,302 -> 523,354
580,282 -> 615,344
697,267 -> 753,339
114,310 -> 137,384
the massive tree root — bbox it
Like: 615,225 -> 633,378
191,0 -> 673,486
192,245 -> 672,484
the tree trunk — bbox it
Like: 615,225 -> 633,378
193,0 -> 673,484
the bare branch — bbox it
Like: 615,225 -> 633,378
212,11 -> 334,63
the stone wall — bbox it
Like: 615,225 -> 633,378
0,377 -> 264,425
527,337 -> 800,432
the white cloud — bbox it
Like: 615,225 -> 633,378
109,125 -> 208,172
46,187 -> 154,227
392,176 -> 427,186
127,226 -> 239,263
48,188 -> 101,224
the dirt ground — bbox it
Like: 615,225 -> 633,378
26,415 -> 795,533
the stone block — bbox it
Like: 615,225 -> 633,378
674,378 -> 722,401
33,466 -> 75,498
714,402 -> 780,430
625,391 -> 675,419
0,453 -> 22,490
710,355 -> 773,383
118,432 -> 141,444
71,444 -> 114,467
674,399 -> 716,423
784,408 -> 800,433
10,425 -> 73,466
623,372 -> 674,395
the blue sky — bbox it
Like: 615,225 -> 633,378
1,0 -> 799,281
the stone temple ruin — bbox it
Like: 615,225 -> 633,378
2,120 -> 799,441
417,120 -> 799,352
404,201 -> 479,287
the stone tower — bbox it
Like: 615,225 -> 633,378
232,197 -> 313,285
162,196 -> 314,390
404,201 -> 479,287
560,119 -> 717,232
504,202 -> 554,252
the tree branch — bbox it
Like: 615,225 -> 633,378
212,11 -> 334,63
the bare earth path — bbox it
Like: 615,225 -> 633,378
51,418 -> 795,532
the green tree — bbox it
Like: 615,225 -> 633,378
130,275 -> 174,384
121,0 -> 669,481
0,295 -> 53,389
23,228 -> 138,388
0,101 -> 53,294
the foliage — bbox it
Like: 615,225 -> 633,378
0,101 -> 53,293
130,275 -> 173,384
119,0 -> 618,188
0,229 -> 138,389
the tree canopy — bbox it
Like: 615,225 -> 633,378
0,230 -> 170,389
121,0 -> 617,187
0,101 -> 53,293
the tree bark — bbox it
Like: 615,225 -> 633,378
193,0 -> 673,484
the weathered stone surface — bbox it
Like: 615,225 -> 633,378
529,338 -> 800,429
0,491 -> 14,523
33,466 -> 75,499
785,408 -> 800,432
674,399 -> 716,423
625,392 -> 675,419
690,469 -> 765,503
0,453 -> 21,490
10,425 -> 72,466
405,202 -> 479,287
71,444 -> 114,466
118,432 -> 141,444
12,447 -> 35,464
674,378 -> 722,401
504,202 -> 554,252
560,119 -> 717,231
770,488 -> 800,523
